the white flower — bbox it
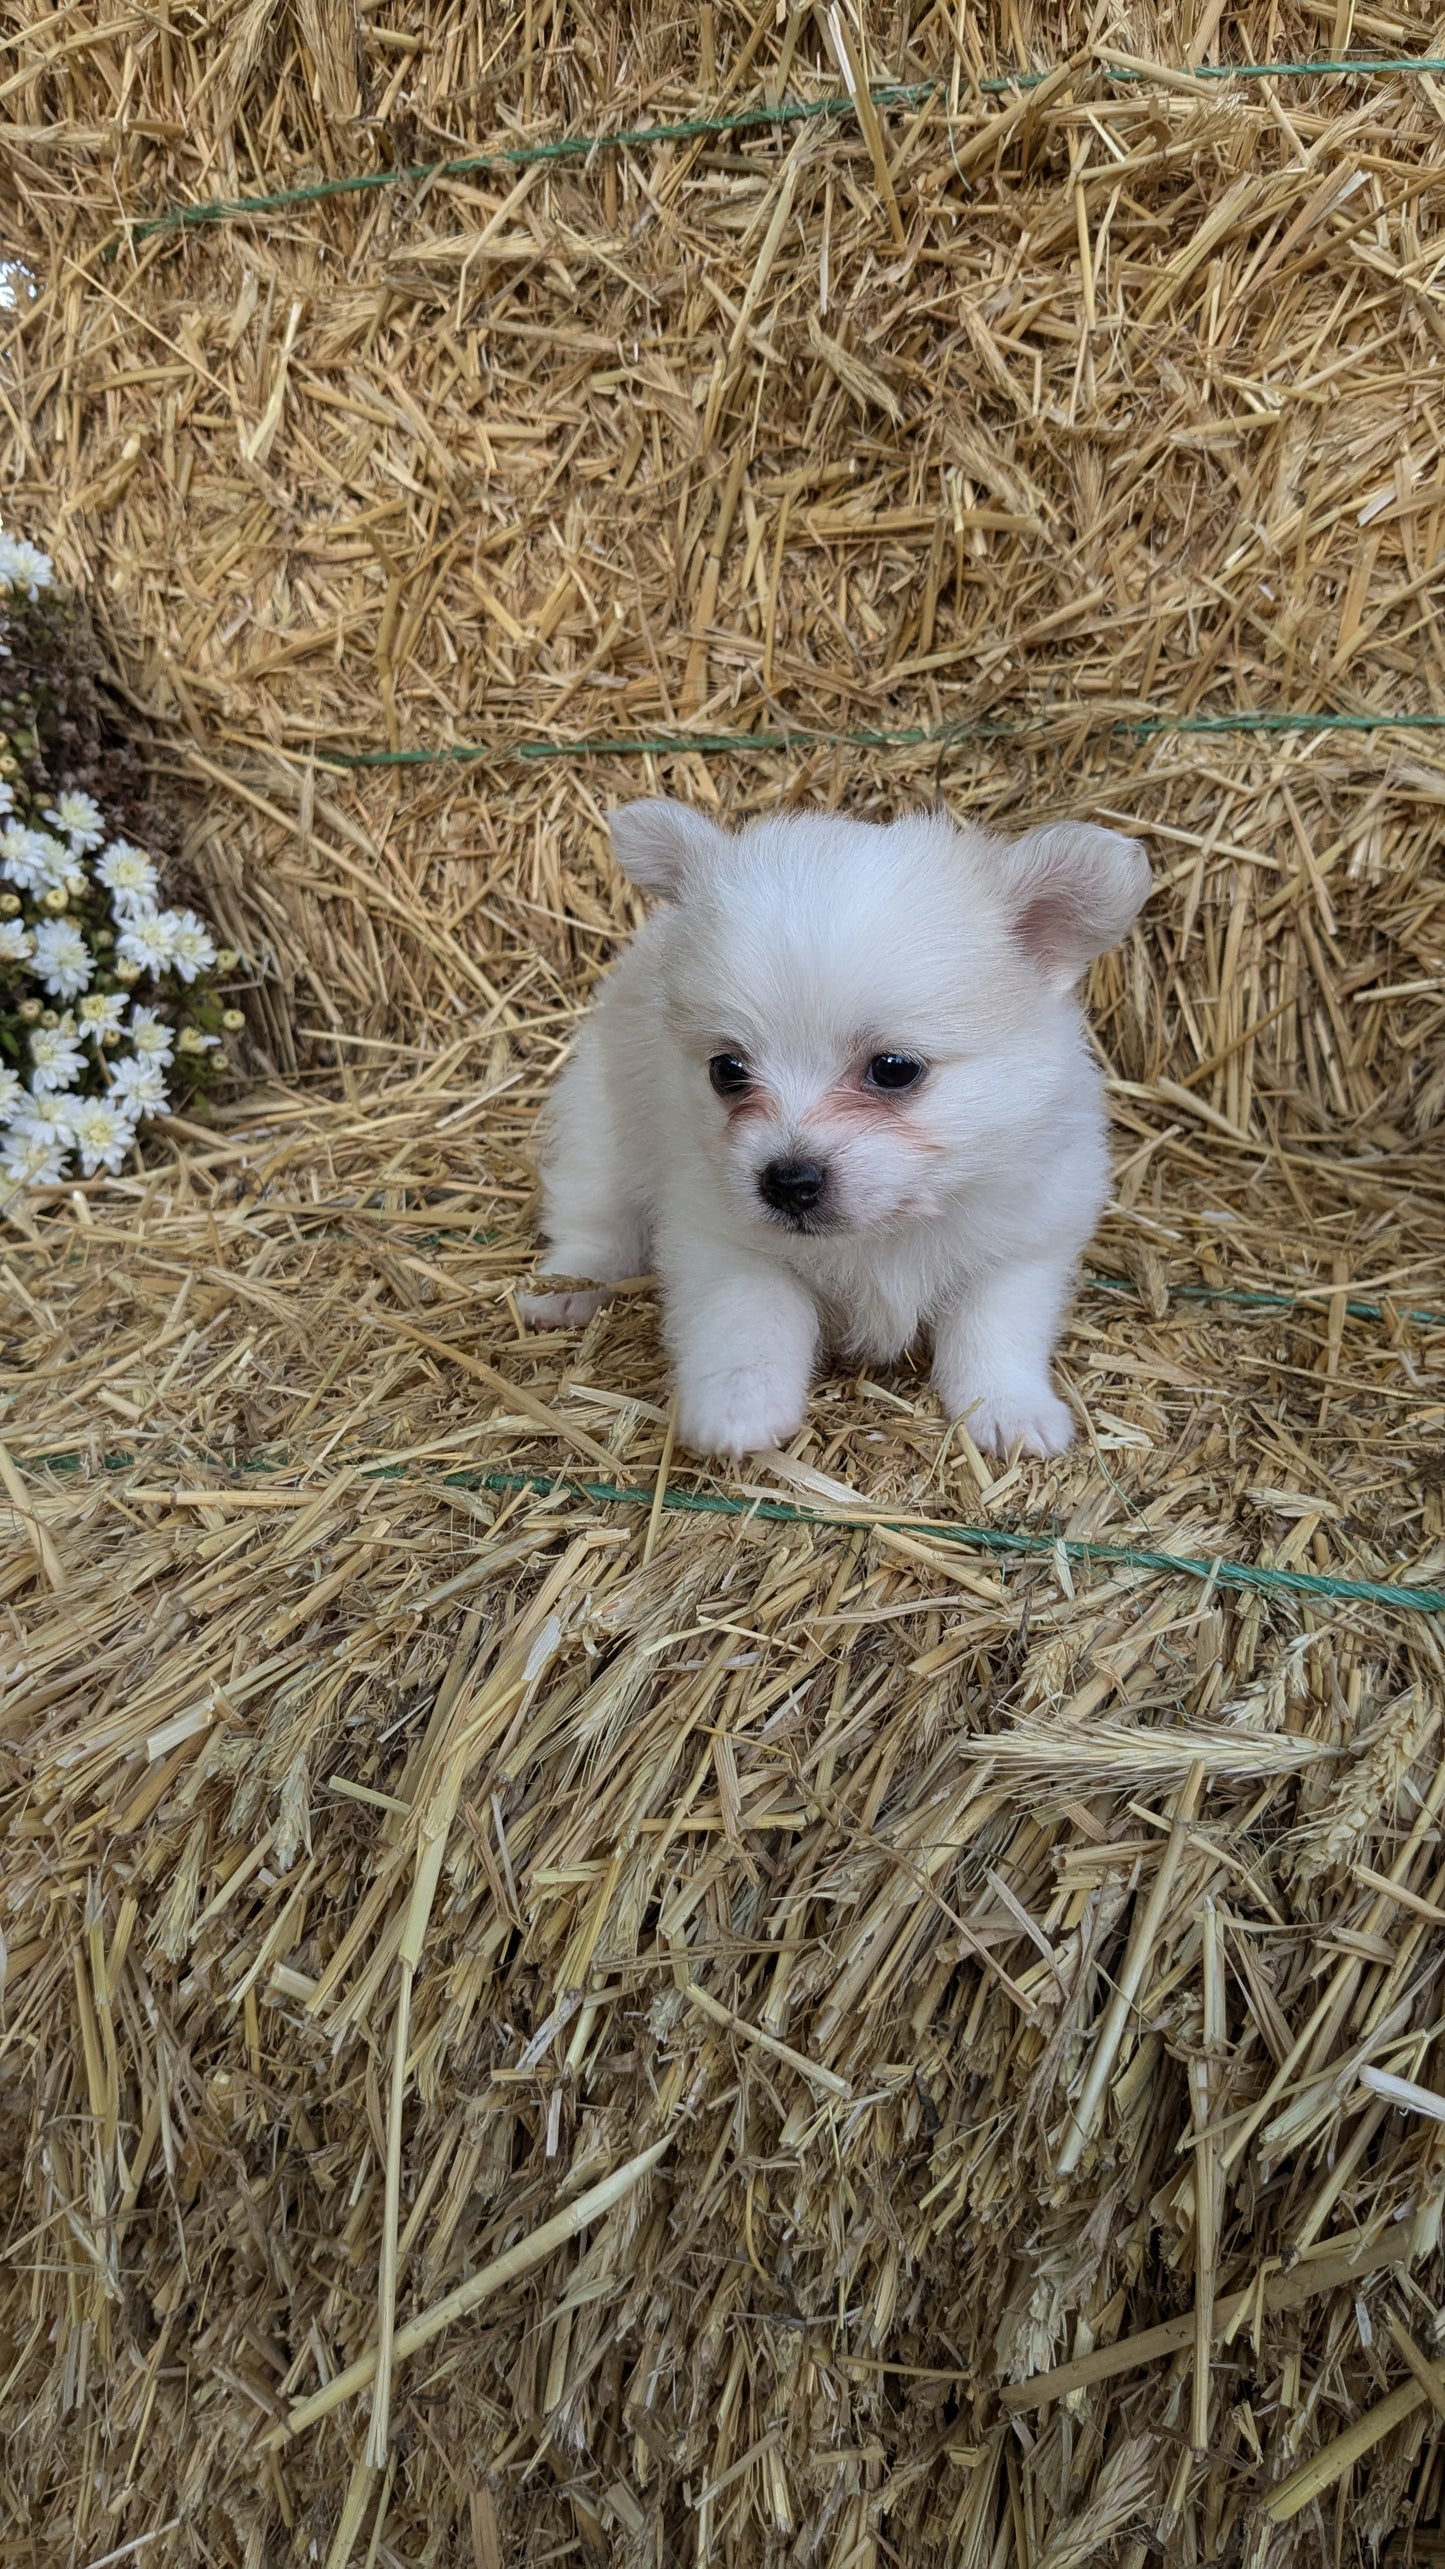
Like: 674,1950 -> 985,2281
0,1125 -> 68,1190
28,1023 -> 85,1091
0,532 -> 53,600
44,791 -> 104,853
1,825 -> 69,895
0,918 -> 32,962
13,1087 -> 75,1140
109,1054 -> 168,1116
31,918 -> 92,1000
126,1006 -> 174,1064
68,1094 -> 138,1177
96,840 -> 159,914
176,1026 -> 219,1054
78,990 -> 127,1037
0,1067 -> 21,1124
166,910 -> 217,984
116,910 -> 178,974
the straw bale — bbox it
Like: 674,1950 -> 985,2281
4,6 -> 1445,2563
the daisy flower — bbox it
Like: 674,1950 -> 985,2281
0,918 -> 32,962
109,1054 -> 169,1116
167,910 -> 217,983
1,825 -> 69,896
126,1006 -> 175,1065
31,918 -> 92,1000
28,1023 -> 85,1091
45,790 -> 105,853
96,841 -> 160,914
78,990 -> 128,1038
68,1094 -> 139,1177
116,910 -> 179,975
0,1125 -> 68,1190
0,1067 -> 21,1124
0,533 -> 54,600
13,1088 -> 76,1141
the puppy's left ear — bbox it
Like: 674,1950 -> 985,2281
997,822 -> 1150,987
609,799 -> 729,898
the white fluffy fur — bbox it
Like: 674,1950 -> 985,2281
525,801 -> 1150,1459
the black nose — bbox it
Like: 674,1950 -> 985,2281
759,1158 -> 827,1219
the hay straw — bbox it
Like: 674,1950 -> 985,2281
1263,2379 -> 1428,2522
1055,1760 -> 1206,2173
112,53 -> 1445,251
6,3 -> 1445,2560
275,2138 -> 673,2442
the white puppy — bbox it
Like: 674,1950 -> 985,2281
526,800 -> 1149,1460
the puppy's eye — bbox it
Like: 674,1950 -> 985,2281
866,1053 -> 926,1092
709,1052 -> 751,1097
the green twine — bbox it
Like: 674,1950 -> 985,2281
119,57 -> 1445,249
310,709 -> 1445,771
24,1445 -> 1445,1617
473,1472 -> 1445,1614
1088,1275 -> 1445,1332
122,80 -> 1014,244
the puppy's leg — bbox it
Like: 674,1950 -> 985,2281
522,1046 -> 648,1328
664,1242 -> 819,1458
932,1255 -> 1076,1458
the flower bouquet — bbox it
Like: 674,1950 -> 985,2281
0,530 -> 245,1194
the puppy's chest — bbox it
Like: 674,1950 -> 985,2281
806,1242 -> 938,1362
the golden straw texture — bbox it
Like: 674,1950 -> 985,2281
5,6 -> 1445,2564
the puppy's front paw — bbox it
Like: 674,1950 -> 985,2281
678,1369 -> 806,1460
519,1285 -> 609,1328
951,1381 -> 1074,1459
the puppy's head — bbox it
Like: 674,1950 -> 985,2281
610,800 -> 1149,1239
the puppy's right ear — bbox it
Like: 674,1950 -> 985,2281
608,799 -> 729,898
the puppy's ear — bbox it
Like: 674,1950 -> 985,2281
997,822 -> 1150,987
608,799 -> 729,898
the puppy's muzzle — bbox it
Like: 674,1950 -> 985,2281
759,1158 -> 828,1226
